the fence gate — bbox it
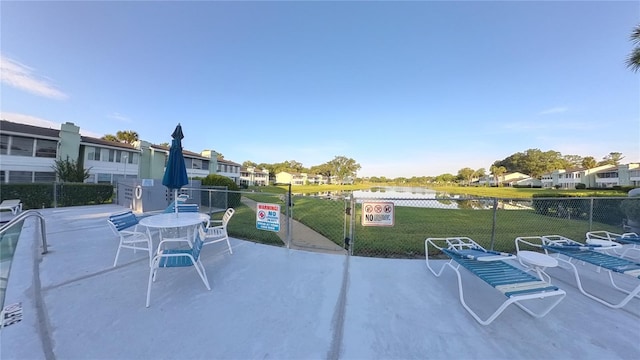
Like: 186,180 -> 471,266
288,194 -> 349,254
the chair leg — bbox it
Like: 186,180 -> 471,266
113,242 -> 123,267
226,237 -> 233,255
194,260 -> 211,290
146,266 -> 155,307
147,239 -> 153,267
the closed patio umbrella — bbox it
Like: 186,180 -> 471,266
162,123 -> 189,214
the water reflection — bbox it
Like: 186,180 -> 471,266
295,186 -> 493,209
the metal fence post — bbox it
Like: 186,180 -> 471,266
53,182 -> 58,208
489,198 -> 498,250
349,196 -> 355,256
589,198 -> 594,231
286,183 -> 292,249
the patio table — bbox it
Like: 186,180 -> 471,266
517,250 -> 558,283
139,212 -> 209,247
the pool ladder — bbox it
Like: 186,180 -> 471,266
0,210 -> 48,254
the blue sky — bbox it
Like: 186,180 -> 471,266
1,1 -> 639,178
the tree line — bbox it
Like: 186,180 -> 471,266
99,129 -> 628,185
243,156 -> 361,184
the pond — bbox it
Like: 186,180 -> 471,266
294,186 -> 497,210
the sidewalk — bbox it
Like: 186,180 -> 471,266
241,197 -> 347,255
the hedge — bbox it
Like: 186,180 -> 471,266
1,183 -> 114,210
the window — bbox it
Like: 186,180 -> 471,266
120,151 -> 129,163
101,148 -> 110,162
35,171 -> 56,182
192,159 -> 202,170
97,173 -> 112,184
184,158 -> 193,168
131,153 -> 139,164
0,171 -> 5,182
86,174 -> 95,183
112,174 -> 125,183
9,171 -> 32,183
109,149 -> 115,162
0,135 -> 8,155
10,136 -> 34,156
35,139 -> 57,158
87,147 -> 100,161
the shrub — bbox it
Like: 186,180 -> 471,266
201,174 -> 241,207
52,156 -> 91,182
620,197 -> 640,222
575,183 -> 586,189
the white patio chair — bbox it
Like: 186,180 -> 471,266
146,225 -> 210,307
107,210 -> 152,267
202,208 -> 235,254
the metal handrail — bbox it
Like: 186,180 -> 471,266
0,210 -> 48,254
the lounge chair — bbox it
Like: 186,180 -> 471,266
425,237 -> 566,326
0,199 -> 22,215
538,235 -> 640,309
586,230 -> 640,259
146,225 -> 210,307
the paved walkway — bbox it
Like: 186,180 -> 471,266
241,197 -> 347,255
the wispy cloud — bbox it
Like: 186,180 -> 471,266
539,106 -> 568,115
107,112 -> 131,122
0,54 -> 68,100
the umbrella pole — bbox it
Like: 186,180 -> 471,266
175,189 -> 179,215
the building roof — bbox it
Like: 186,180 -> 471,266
217,158 -> 241,166
0,120 -> 61,139
149,144 -> 210,160
81,136 -> 137,150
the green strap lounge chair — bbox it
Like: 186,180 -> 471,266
425,237 -> 566,326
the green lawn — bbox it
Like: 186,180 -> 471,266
229,192 -> 624,258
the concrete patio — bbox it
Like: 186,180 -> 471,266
1,204 -> 639,359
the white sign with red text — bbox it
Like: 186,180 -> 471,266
256,203 -> 281,232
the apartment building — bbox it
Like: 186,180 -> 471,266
540,163 -> 639,189
275,171 -> 331,185
215,158 -> 242,185
476,172 -> 534,187
0,120 -> 230,184
240,166 -> 270,187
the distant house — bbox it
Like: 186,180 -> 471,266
240,166 -> 270,186
274,171 -> 331,185
540,163 -> 640,189
477,172 -> 533,187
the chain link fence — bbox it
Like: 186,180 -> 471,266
194,189 -> 640,259
348,196 -> 636,258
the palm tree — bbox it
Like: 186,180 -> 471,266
490,165 -> 507,187
101,134 -> 118,142
116,130 -> 139,145
627,24 -> 640,72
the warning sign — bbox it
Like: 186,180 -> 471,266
256,203 -> 281,232
362,202 -> 394,227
